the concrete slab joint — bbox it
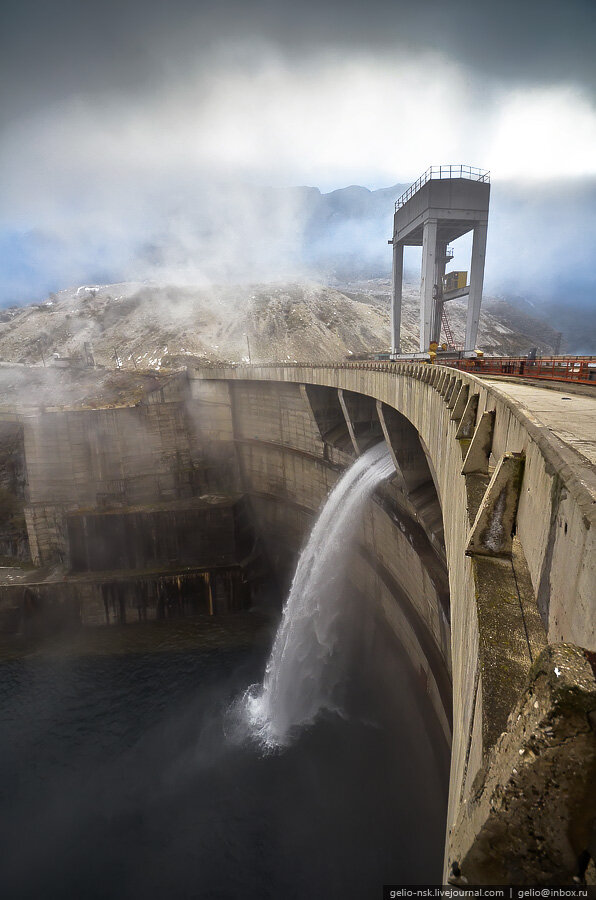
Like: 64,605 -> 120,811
467,453 -> 525,557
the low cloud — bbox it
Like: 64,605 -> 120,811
2,37 -> 596,313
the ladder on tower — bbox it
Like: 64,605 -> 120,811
441,307 -> 458,350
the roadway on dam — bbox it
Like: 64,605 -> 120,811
481,378 -> 596,466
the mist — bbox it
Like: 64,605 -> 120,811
3,175 -> 596,346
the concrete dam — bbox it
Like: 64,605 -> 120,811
1,359 -> 595,885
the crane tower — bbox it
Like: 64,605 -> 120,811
389,165 -> 490,356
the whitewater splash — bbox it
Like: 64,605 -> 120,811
245,441 -> 395,748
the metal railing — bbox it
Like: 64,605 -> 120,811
444,356 -> 596,385
395,165 -> 490,210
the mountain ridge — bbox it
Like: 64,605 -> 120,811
0,280 -> 562,379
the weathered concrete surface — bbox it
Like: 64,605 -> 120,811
21,399 -> 240,565
467,453 -> 524,556
480,377 -> 596,652
0,566 -> 249,633
0,422 -> 28,561
447,644 -> 596,885
66,496 -> 246,572
461,410 -> 495,475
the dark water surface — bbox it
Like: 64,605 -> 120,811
0,625 -> 448,899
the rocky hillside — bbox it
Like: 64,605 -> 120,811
338,279 -> 563,357
0,279 -> 562,375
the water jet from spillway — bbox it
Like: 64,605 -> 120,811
245,441 -> 395,748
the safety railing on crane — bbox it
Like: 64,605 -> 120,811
395,165 -> 490,210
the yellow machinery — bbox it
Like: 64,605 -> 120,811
443,271 -> 468,293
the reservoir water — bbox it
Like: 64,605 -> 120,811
0,623 -> 447,898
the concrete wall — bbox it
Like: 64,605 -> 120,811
21,399 -> 239,565
16,379 -> 452,749
1,568 -> 247,634
24,404 -> 197,508
0,422 -> 29,560
191,373 -> 453,749
66,500 -> 244,572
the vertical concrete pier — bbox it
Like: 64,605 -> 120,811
391,240 -> 404,353
389,166 -> 490,354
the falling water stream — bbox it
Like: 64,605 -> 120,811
246,441 -> 395,747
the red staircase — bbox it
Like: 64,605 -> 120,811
441,308 -> 458,350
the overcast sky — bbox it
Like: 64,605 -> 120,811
1,0 -> 595,303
